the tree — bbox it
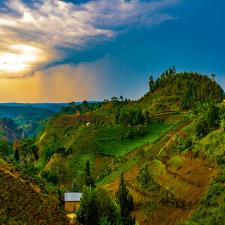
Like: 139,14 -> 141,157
144,110 -> 151,124
135,109 -> 145,125
77,187 -> 99,225
84,160 -> 95,187
0,140 -> 11,158
211,73 -> 216,81
195,118 -> 209,139
149,75 -> 154,92
13,140 -> 20,162
77,187 -> 119,225
96,188 -> 120,225
13,138 -> 38,163
137,163 -> 158,191
116,174 -> 135,225
206,105 -> 220,129
14,148 -> 20,162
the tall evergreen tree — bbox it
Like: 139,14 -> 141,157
149,75 -> 154,92
77,187 -> 98,225
116,174 -> 135,225
84,160 -> 95,187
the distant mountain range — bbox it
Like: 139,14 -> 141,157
0,102 -> 100,112
0,103 -> 69,112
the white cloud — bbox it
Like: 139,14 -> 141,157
0,0 -> 179,77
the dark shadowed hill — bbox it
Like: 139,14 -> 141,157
0,118 -> 21,142
0,160 -> 68,225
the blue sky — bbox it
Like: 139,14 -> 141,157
0,0 -> 224,102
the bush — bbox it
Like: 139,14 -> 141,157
137,163 -> 159,191
77,187 -> 120,225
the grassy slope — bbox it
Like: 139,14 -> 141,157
0,160 -> 68,225
37,114 -> 176,188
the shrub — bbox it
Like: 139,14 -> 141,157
137,163 -> 159,191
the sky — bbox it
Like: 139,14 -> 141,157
0,0 -> 224,103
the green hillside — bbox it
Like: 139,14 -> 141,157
35,71 -> 224,191
1,71 -> 224,225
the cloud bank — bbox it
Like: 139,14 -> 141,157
0,0 -> 179,77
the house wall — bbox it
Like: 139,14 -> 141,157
65,202 -> 80,212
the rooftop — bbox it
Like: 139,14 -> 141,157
64,192 -> 82,202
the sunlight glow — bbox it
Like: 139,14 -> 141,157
0,44 -> 47,76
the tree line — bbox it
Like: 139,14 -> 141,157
148,68 -> 224,109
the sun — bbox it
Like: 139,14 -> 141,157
0,44 -> 49,77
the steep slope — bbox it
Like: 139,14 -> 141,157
0,160 -> 68,225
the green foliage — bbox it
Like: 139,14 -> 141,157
0,140 -> 12,158
116,109 -> 146,126
142,200 -> 157,218
193,129 -> 225,164
171,135 -> 193,154
195,105 -> 220,139
149,75 -> 155,92
99,217 -> 112,225
168,156 -> 183,170
116,174 -> 135,225
13,138 -> 38,163
61,101 -> 102,114
148,70 -> 223,110
195,118 -> 209,139
84,160 -> 95,187
206,105 -> 220,129
159,188 -> 177,207
77,187 -> 120,225
137,162 -> 159,191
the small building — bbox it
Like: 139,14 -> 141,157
64,192 -> 82,212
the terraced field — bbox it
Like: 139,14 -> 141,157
104,117 -> 218,225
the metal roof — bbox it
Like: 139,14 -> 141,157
64,192 -> 82,202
